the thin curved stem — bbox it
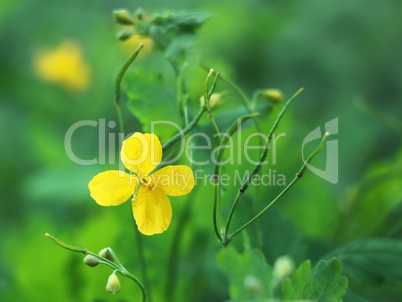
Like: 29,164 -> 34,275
105,247 -> 123,268
120,270 -> 147,302
212,113 -> 260,242
45,233 -> 147,301
199,63 -> 250,106
114,43 -> 144,135
164,191 -> 194,301
222,88 -> 304,244
203,70 -> 221,140
177,63 -> 189,123
162,106 -> 206,152
134,227 -> 152,302
227,132 -> 330,240
240,88 -> 304,192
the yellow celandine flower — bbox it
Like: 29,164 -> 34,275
88,132 -> 195,235
33,40 -> 90,92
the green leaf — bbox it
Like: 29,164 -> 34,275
342,289 -> 370,302
280,260 -> 312,300
148,10 -> 210,62
335,151 -> 402,242
324,238 -> 402,286
164,33 -> 197,62
259,208 -> 305,264
125,69 -> 181,142
217,243 -> 274,300
167,10 -> 211,29
281,258 -> 348,301
304,258 -> 348,301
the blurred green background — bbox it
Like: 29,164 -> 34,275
1,0 -> 401,301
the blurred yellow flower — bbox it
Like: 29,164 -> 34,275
88,132 -> 195,235
33,40 -> 90,92
120,34 -> 152,56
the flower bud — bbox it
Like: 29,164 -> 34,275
261,89 -> 283,104
113,9 -> 135,25
135,8 -> 144,20
200,93 -> 221,109
83,255 -> 99,267
99,248 -> 115,262
244,275 -> 262,295
106,273 -> 121,294
117,29 -> 134,41
273,255 -> 295,279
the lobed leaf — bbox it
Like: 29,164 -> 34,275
324,238 -> 402,286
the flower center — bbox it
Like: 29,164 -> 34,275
138,174 -> 156,192
140,175 -> 151,185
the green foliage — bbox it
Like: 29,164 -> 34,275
2,0 -> 402,301
325,239 -> 402,286
281,258 -> 348,301
218,237 -> 348,302
334,151 -> 402,243
217,240 -> 275,301
125,68 -> 180,142
147,10 -> 210,63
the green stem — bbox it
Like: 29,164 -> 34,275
134,223 -> 152,302
222,76 -> 250,106
203,69 -> 214,112
208,70 -> 266,150
208,113 -> 221,139
222,88 -> 304,244
204,69 -> 221,140
212,113 -> 260,241
240,88 -> 304,192
105,247 -> 123,268
177,63 -> 189,122
162,106 -> 206,152
200,64 -> 250,106
120,270 -> 147,302
164,192 -> 194,301
114,43 -> 144,135
227,132 -> 330,241
45,233 -> 147,301
203,70 -> 221,140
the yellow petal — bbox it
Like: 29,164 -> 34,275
88,170 -> 135,206
152,165 -> 195,196
132,186 -> 172,235
121,133 -> 162,175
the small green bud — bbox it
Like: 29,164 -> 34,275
244,275 -> 262,295
99,248 -> 115,262
113,9 -> 135,25
200,93 -> 222,109
117,29 -> 134,41
273,255 -> 295,279
83,255 -> 99,267
261,88 -> 283,104
106,273 -> 121,294
135,8 -> 144,20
